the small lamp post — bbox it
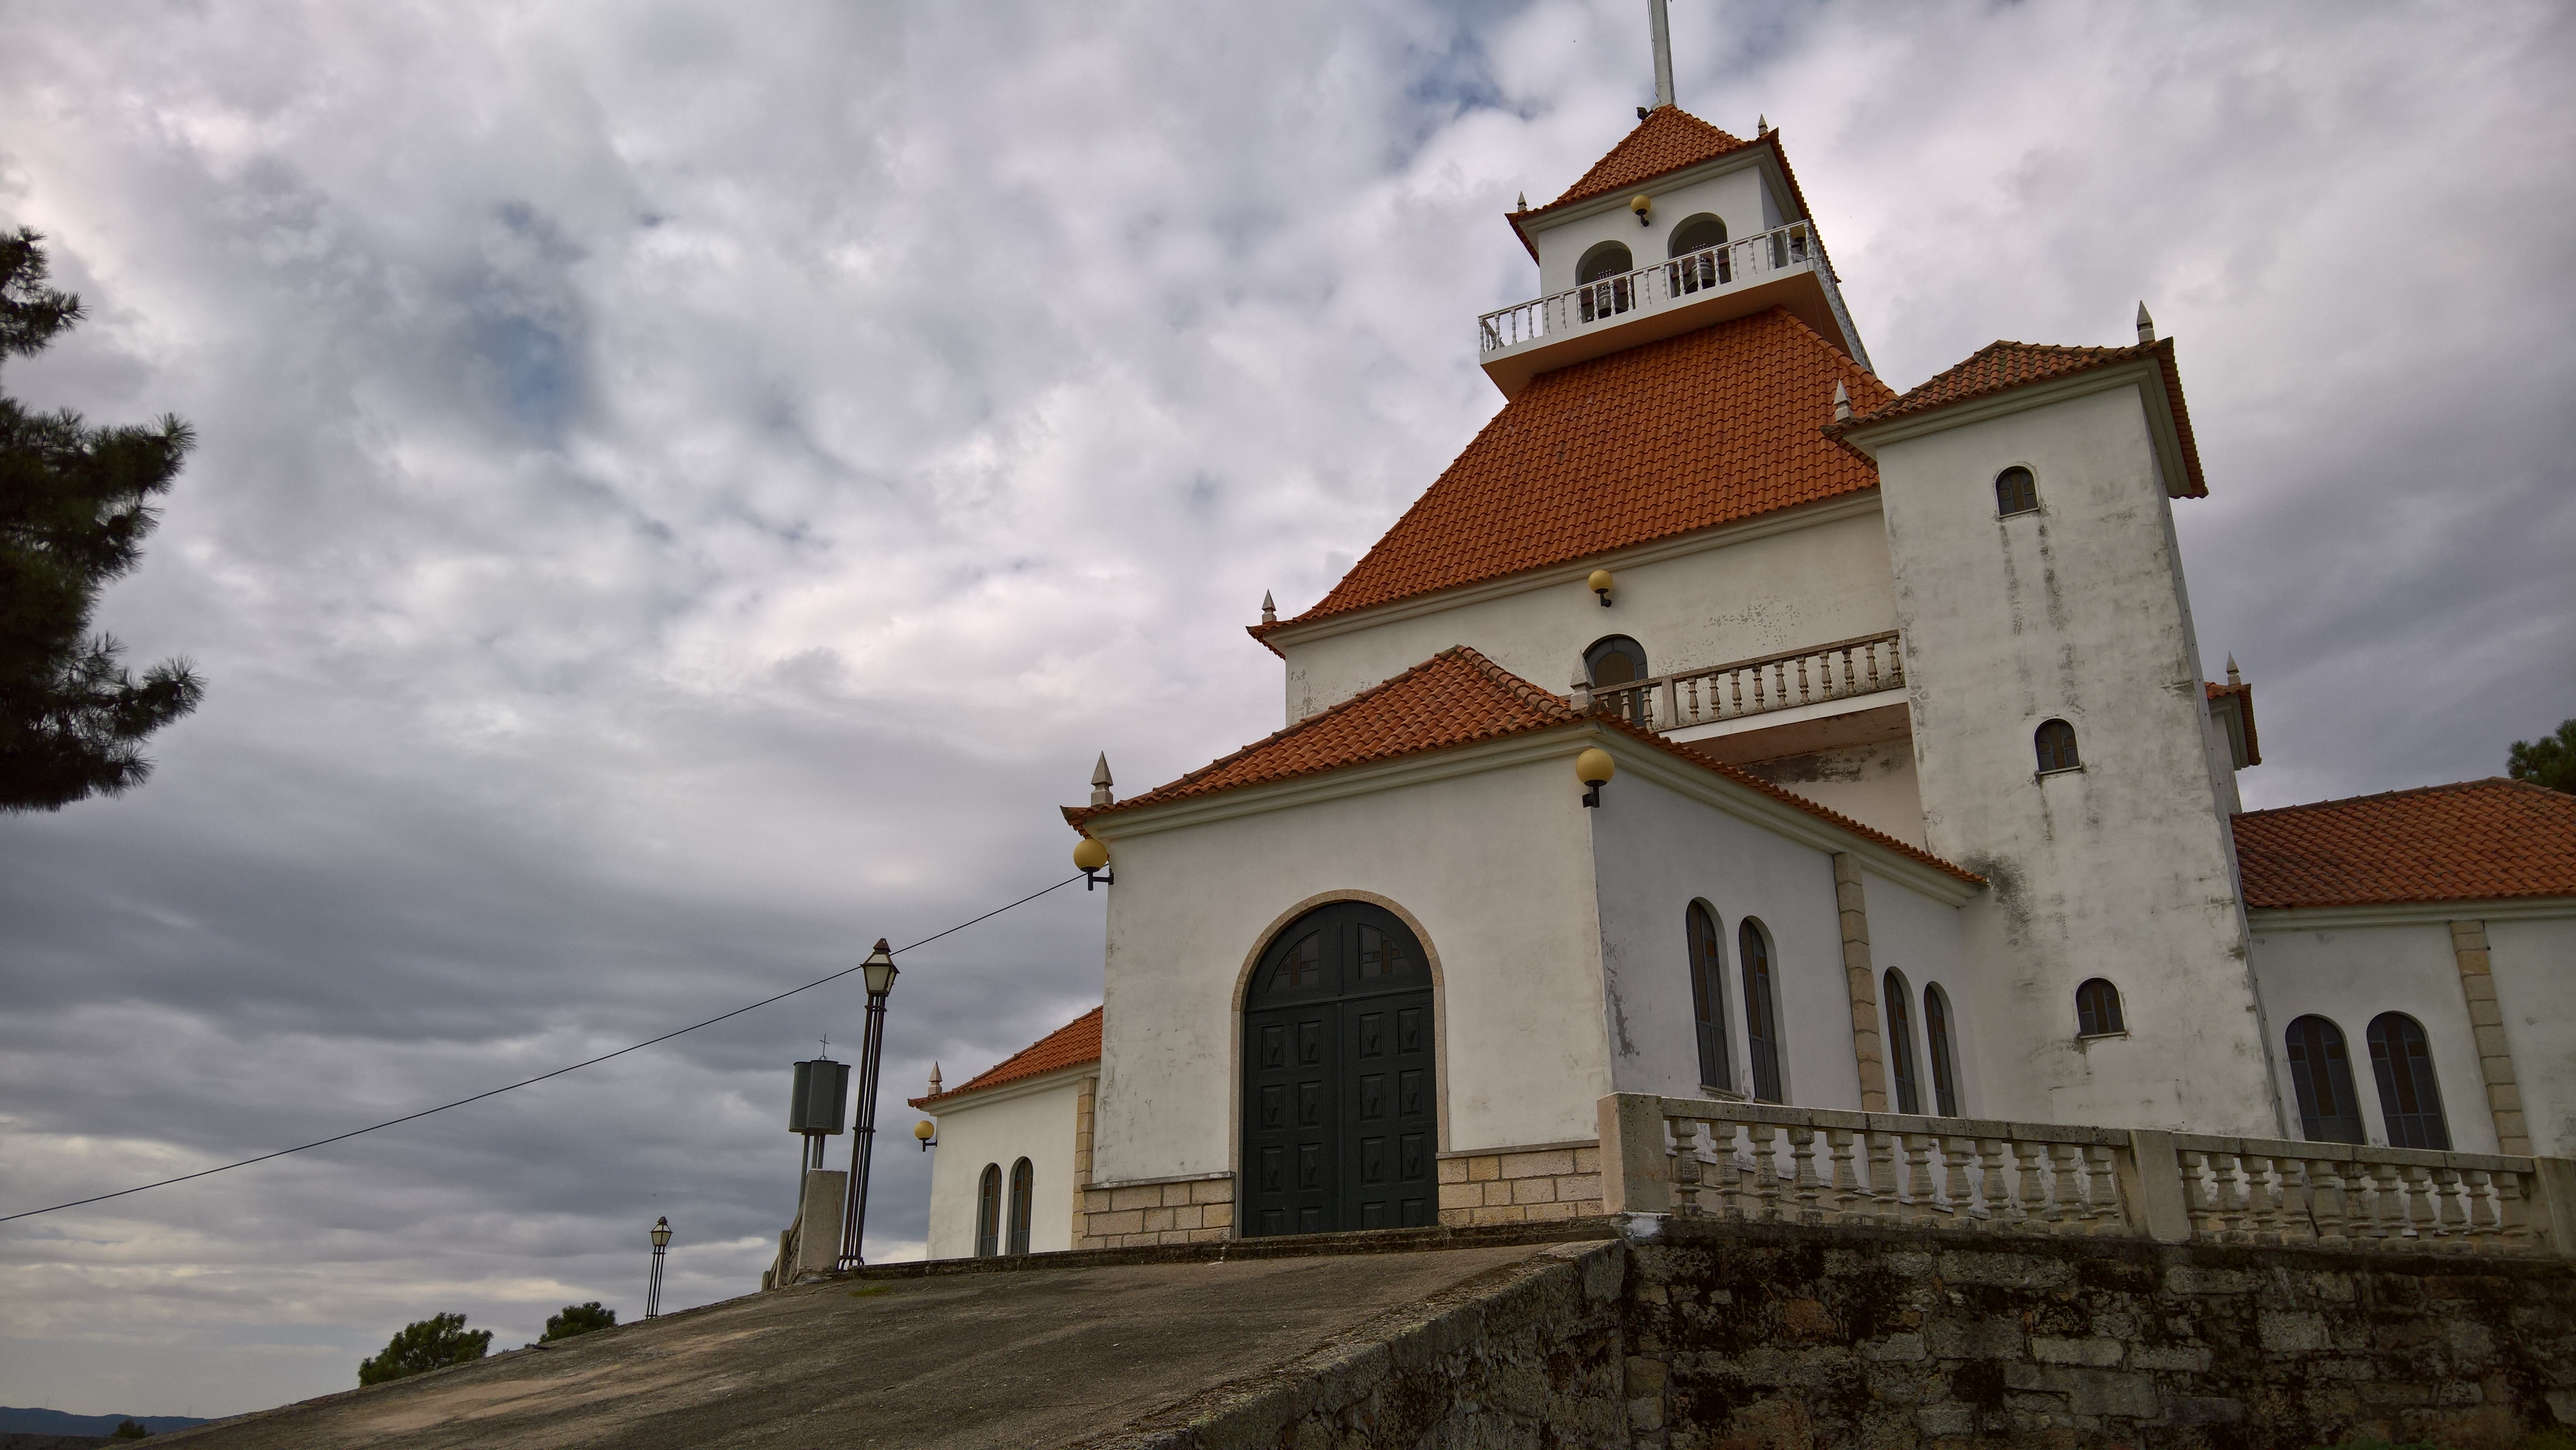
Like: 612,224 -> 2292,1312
645,1216 -> 672,1318
838,939 -> 899,1270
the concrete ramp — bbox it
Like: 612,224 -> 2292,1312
155,1234 -> 1626,1450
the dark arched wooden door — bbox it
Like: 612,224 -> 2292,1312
1241,901 -> 1436,1236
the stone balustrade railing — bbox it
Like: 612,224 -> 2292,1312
1598,1094 -> 2573,1257
1583,631 -> 1905,736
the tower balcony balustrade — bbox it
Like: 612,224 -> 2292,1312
1476,219 -> 1871,397
1584,630 -> 1906,739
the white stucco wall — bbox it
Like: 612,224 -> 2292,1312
1739,740 -> 1926,849
2244,920 -> 2497,1154
1277,506 -> 1896,725
1872,381 -> 2276,1135
1088,753 -> 1611,1190
1586,771 -> 1864,1108
921,1070 -> 1087,1261
2488,913 -> 2576,1156
1862,867 -> 1984,1117
1528,161 -> 1784,297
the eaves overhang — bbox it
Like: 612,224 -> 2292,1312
1507,129 -> 1818,266
909,1059 -> 1097,1114
2244,896 -> 2576,932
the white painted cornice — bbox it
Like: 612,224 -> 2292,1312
2246,897 -> 2576,932
1263,492 -> 1883,650
1521,147 -> 1790,233
911,1061 -> 1094,1116
1838,359 -> 2193,499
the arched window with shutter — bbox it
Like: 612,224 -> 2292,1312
1005,1158 -> 1034,1255
2075,978 -> 2124,1037
2284,1015 -> 2364,1144
1738,918 -> 1783,1102
1686,902 -> 1731,1091
974,1163 -> 1003,1258
1924,984 -> 1960,1117
1995,466 -> 2040,516
2366,1013 -> 2451,1150
2035,719 -> 2081,774
1884,968 -> 1920,1114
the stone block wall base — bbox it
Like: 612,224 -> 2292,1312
1436,1141 -> 1606,1227
1078,1175 -> 1233,1249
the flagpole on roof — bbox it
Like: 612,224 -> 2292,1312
1649,0 -> 1676,111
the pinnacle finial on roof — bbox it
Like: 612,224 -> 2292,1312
1757,114 -> 1770,136
2136,302 -> 2156,344
927,1062 -> 942,1095
1090,752 -> 1115,807
1832,379 -> 1852,423
1261,590 -> 1277,625
1516,191 -> 1528,213
2226,654 -> 2242,686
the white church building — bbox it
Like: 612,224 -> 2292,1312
904,80 -> 2576,1262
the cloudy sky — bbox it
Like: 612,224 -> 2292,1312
3,0 -> 2571,1421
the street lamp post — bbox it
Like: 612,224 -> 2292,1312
646,1216 -> 672,1318
838,939 -> 899,1270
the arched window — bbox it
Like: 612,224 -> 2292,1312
2074,978 -> 2124,1037
1995,466 -> 2039,516
2366,1013 -> 2451,1150
2283,1015 -> 2364,1144
1738,918 -> 1783,1102
1923,984 -> 1960,1117
1884,968 -> 1920,1114
1584,635 -> 1650,686
1005,1158 -> 1034,1255
2035,719 -> 2081,774
1685,902 -> 1731,1090
1666,213 -> 1729,292
974,1163 -> 1003,1258
1577,241 -> 1636,322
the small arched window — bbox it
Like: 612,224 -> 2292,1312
2074,978 -> 2124,1037
2035,719 -> 2081,774
1996,466 -> 2039,516
2284,1015 -> 2364,1144
1685,902 -> 1731,1091
1666,214 -> 1729,292
974,1163 -> 1003,1258
1884,968 -> 1920,1114
1585,635 -> 1650,686
1738,918 -> 1783,1102
1577,241 -> 1636,322
1006,1158 -> 1035,1255
1924,984 -> 1960,1117
2366,1013 -> 2451,1150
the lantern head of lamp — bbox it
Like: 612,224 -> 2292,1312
914,1118 -> 937,1151
650,1215 -> 672,1249
861,939 -> 898,997
1629,193 -> 1651,227
1576,747 -> 1616,808
1073,836 -> 1113,890
1587,569 -> 1615,607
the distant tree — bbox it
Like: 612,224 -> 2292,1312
357,1312 -> 492,1387
110,1421 -> 151,1440
540,1301 -> 617,1342
0,227 -> 203,813
2509,719 -> 2576,794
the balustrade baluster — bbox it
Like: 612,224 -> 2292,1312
2178,1151 -> 2216,1239
1753,667 -> 1768,712
1712,1122 -> 1745,1221
1825,1128 -> 1861,1222
2083,1145 -> 2121,1231
2013,1141 -> 2050,1227
1838,648 -> 1855,698
1795,656 -> 1811,705
2242,1156 -> 2281,1243
1967,1138 -> 2004,1224
1902,1134 -> 1938,1226
2429,1166 -> 2466,1248
1729,671 -> 1744,719
2493,1169 -> 2534,1249
2211,1153 -> 2249,1240
1942,1137 -> 1979,1222
2399,1164 -> 2438,1244
1673,1132 -> 1705,1217
2308,1159 -> 2348,1246
2046,1144 -> 2083,1228
1790,1127 -> 1823,1224
2366,1163 -> 2404,1244
1748,1124 -> 1784,1221
2461,1169 -> 2495,1248
1867,1132 -> 1900,1224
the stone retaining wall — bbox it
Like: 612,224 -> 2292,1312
1080,1175 -> 1234,1249
1622,1216 -> 2576,1449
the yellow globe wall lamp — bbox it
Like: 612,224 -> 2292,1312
1588,568 -> 1615,606
1577,746 -> 1616,808
1629,193 -> 1652,227
913,1118 -> 938,1152
1073,836 -> 1114,890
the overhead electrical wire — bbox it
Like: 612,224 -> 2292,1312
0,873 -> 1088,1224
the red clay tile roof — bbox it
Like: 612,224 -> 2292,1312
1547,107 -> 1750,210
1267,309 -> 1892,630
1841,337 -> 2207,497
910,1006 -> 1101,1109
1069,645 -> 1980,885
2233,779 -> 2576,910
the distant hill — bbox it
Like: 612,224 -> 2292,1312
0,1408 -> 213,1437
